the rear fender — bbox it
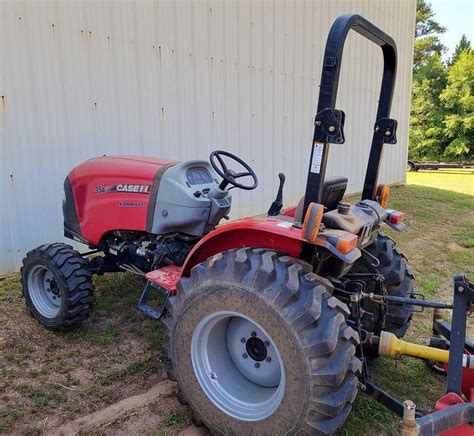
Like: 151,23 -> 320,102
181,218 -> 302,276
181,217 -> 360,277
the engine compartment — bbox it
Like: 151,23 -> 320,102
63,156 -> 232,246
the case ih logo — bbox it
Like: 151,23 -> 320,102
95,184 -> 151,194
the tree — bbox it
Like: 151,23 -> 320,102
413,0 -> 446,73
415,0 -> 446,38
440,50 -> 474,158
409,1 -> 448,159
409,53 -> 448,159
450,34 -> 472,65
409,2 -> 473,161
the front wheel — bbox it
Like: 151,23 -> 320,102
21,243 -> 95,330
163,248 -> 361,434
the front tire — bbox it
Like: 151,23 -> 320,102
163,248 -> 361,434
21,243 -> 95,330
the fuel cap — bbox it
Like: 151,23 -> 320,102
337,202 -> 351,215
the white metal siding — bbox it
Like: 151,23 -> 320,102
0,0 -> 416,274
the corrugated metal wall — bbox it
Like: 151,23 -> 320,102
0,0 -> 416,274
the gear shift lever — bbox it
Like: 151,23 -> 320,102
267,173 -> 286,216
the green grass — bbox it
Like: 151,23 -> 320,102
162,412 -> 183,427
95,322 -> 121,346
344,169 -> 473,434
91,356 -> 161,387
407,168 -> 474,196
0,405 -> 22,433
155,411 -> 188,435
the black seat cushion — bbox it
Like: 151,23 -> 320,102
293,176 -> 348,222
321,176 -> 348,211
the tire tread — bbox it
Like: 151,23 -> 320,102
21,243 -> 95,330
164,248 -> 361,434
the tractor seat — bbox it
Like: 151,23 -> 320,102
293,176 -> 348,223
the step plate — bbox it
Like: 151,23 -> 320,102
146,264 -> 182,295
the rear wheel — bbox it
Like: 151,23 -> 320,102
21,243 -> 95,330
355,233 -> 415,338
163,248 -> 361,434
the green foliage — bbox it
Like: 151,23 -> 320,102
413,35 -> 445,73
409,2 -> 473,160
162,412 -> 183,427
415,0 -> 446,38
440,51 -> 474,158
413,0 -> 446,73
409,54 -> 447,159
450,34 -> 472,65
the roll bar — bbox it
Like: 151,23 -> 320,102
302,14 -> 398,219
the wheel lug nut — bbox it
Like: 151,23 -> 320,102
264,341 -> 270,347
251,331 -> 257,337
254,363 -> 260,368
242,353 -> 248,359
240,338 -> 246,343
266,357 -> 272,363
210,372 -> 217,380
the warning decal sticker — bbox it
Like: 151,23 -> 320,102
310,142 -> 324,174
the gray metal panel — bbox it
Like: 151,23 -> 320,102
152,161 -> 214,236
0,0 -> 416,274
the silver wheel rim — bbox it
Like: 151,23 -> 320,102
191,310 -> 285,421
27,265 -> 62,318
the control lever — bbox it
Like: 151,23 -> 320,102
267,173 -> 286,216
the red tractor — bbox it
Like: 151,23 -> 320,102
21,14 -> 473,435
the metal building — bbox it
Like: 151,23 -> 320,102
0,0 -> 416,274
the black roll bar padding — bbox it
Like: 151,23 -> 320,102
302,14 -> 397,220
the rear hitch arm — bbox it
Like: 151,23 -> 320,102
366,293 -> 453,311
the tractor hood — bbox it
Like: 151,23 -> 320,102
69,155 -> 179,184
63,155 -> 231,246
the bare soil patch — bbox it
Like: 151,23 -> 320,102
0,273 -> 191,434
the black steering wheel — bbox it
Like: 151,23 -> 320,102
210,150 -> 258,191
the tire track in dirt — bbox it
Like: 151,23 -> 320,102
49,380 -> 204,435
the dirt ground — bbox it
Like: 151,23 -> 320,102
0,273 -> 192,434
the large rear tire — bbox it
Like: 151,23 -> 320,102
21,243 -> 95,330
163,248 -> 361,434
356,233 -> 415,338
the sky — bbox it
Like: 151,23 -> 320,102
430,0 -> 474,60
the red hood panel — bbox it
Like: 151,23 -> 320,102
66,155 -> 178,245
70,155 -> 178,183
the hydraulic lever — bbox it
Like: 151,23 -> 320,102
267,173 -> 286,216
